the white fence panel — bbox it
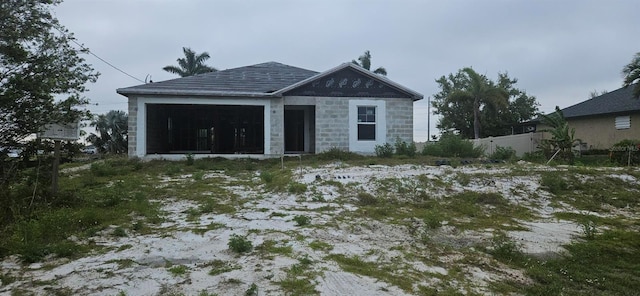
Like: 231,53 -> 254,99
473,132 -> 545,157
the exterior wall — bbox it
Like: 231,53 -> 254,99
472,132 -> 545,157
269,98 -> 284,155
386,99 -> 414,144
127,97 -> 138,157
315,97 -> 350,152
286,96 -> 415,153
567,113 -> 640,149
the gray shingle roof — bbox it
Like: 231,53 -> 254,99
117,62 -> 318,97
561,85 -> 640,118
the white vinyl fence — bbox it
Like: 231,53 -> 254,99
472,132 -> 545,157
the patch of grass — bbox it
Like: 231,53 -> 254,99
228,234 -> 253,254
207,259 -> 240,276
288,182 -> 307,194
276,256 -> 319,295
540,171 -> 568,194
0,272 -> 16,285
326,254 -> 414,292
356,192 -> 378,205
168,264 -> 189,276
526,230 -> 640,295
112,226 -> 127,237
256,240 -> 293,259
117,244 -> 133,252
293,215 -> 311,226
308,240 -> 333,251
106,258 -> 136,269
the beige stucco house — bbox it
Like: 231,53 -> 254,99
553,86 -> 639,149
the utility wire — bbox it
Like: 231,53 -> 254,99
53,26 -> 146,84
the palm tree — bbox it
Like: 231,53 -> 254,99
622,51 -> 640,98
86,110 -> 128,154
352,50 -> 387,76
540,106 -> 581,164
163,47 -> 217,77
447,68 -> 508,139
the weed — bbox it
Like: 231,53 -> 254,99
423,210 -> 443,229
488,232 -> 524,263
228,234 -> 253,254
540,172 -> 568,194
207,260 -> 240,276
192,171 -> 205,181
288,182 -> 307,194
356,192 -> 378,205
168,264 -> 189,276
293,215 -> 311,226
244,283 -> 258,296
374,143 -> 394,158
394,137 -> 417,157
185,153 -> 195,166
256,240 -> 293,258
308,240 -> 333,251
112,227 -> 127,237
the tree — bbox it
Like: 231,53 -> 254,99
86,110 -> 128,154
539,106 -> 581,164
432,68 -> 539,139
433,68 -> 507,139
352,50 -> 387,76
0,0 -> 98,149
163,47 -> 216,77
622,51 -> 640,98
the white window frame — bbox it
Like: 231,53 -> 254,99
357,106 -> 377,141
349,100 -> 386,153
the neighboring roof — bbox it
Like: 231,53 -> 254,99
117,61 -> 424,101
117,62 -> 318,97
561,85 -> 640,118
276,63 -> 424,101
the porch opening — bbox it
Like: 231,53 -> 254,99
284,106 -> 315,153
146,104 -> 264,154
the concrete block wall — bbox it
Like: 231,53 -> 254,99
386,99 -> 414,144
127,97 -> 138,157
269,98 -> 284,154
315,97 -> 350,152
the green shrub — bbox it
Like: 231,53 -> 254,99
228,234 -> 253,254
374,143 -> 394,158
422,133 -> 483,158
260,171 -> 274,183
610,139 -> 640,166
394,137 -> 416,157
540,172 -> 568,194
316,147 -> 362,161
185,153 -> 195,166
489,146 -> 516,161
488,232 -> 523,263
293,215 -> 311,226
356,192 -> 378,205
287,182 -> 307,194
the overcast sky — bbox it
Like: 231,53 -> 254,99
54,0 -> 639,141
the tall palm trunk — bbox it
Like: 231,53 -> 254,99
473,96 -> 481,139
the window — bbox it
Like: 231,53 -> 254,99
357,106 -> 376,140
615,116 -> 630,130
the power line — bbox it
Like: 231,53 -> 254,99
53,26 -> 146,84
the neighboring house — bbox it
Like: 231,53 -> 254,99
527,85 -> 640,150
117,62 -> 423,159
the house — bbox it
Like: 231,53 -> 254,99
117,62 -> 423,159
528,85 -> 640,150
